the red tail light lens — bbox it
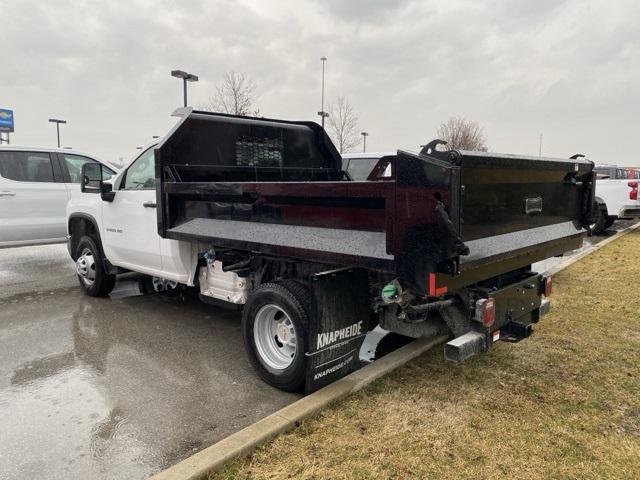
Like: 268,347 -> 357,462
629,181 -> 638,201
543,275 -> 553,297
476,297 -> 496,327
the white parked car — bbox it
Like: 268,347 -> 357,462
591,165 -> 640,233
0,146 -> 117,248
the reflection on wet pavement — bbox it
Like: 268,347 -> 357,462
0,283 -> 298,480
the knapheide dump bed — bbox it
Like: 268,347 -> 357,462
157,110 -> 594,292
147,109 -> 595,392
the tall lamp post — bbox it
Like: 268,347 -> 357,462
171,70 -> 199,107
361,131 -> 369,152
538,133 -> 543,157
317,57 -> 328,129
48,118 -> 66,148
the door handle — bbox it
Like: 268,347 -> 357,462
0,191 -> 16,197
143,201 -> 157,208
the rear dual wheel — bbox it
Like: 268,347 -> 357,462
242,281 -> 311,392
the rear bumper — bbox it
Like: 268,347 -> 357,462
618,206 -> 640,219
444,279 -> 550,363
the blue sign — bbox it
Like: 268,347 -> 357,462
0,109 -> 14,132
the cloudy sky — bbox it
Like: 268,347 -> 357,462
1,0 -> 638,165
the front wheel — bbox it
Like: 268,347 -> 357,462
75,235 -> 116,297
242,281 -> 311,391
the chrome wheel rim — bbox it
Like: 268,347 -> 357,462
76,247 -> 96,286
253,304 -> 297,370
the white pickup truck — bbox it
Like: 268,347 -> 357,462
591,165 -> 640,233
66,111 -> 595,392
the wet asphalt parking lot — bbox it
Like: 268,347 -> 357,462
0,220 -> 635,479
0,248 -> 297,479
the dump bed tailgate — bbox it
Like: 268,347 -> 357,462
424,149 -> 595,288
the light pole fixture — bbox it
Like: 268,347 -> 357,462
317,111 -> 329,126
171,70 -> 199,107
318,57 -> 328,129
48,118 -> 67,148
361,131 -> 369,152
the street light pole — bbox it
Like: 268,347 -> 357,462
538,133 -> 543,157
319,57 -> 327,129
48,118 -> 67,148
361,131 -> 369,152
171,70 -> 199,107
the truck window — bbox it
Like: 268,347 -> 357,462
0,151 -> 54,182
123,147 -> 155,190
346,157 -> 381,180
62,154 -> 115,183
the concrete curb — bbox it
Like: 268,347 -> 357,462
149,334 -> 448,480
150,222 -> 639,480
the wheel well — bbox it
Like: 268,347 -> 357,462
594,196 -> 607,212
68,216 -> 100,261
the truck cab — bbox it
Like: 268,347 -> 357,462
67,143 -> 193,293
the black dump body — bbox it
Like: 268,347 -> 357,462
156,110 -> 595,293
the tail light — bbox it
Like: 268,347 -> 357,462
629,181 -> 638,201
542,274 -> 553,297
476,297 -> 496,327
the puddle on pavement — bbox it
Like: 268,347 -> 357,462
0,284 -> 297,480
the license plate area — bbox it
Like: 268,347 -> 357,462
491,273 -> 542,329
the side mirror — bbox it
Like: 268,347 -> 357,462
100,182 -> 115,202
80,162 -> 102,193
81,163 -> 116,202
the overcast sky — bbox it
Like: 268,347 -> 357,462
1,0 -> 638,165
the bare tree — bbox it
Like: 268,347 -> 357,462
206,71 -> 259,116
327,96 -> 360,154
436,117 -> 488,151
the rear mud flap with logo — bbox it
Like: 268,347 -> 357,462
305,268 -> 370,394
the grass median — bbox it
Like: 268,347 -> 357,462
213,230 -> 640,480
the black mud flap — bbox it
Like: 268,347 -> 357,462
305,268 -> 370,394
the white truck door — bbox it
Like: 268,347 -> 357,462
101,147 -> 163,273
0,150 -> 68,247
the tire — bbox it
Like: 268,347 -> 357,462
75,235 -> 116,297
604,216 -> 616,230
242,280 -> 311,391
589,204 -> 607,235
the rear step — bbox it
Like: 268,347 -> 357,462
444,331 -> 486,363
